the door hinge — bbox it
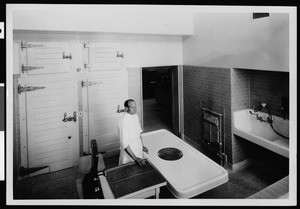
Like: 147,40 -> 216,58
81,80 -> 88,87
84,63 -> 105,68
84,63 -> 113,69
84,43 -> 90,48
21,41 -> 44,50
21,64 -> 44,74
84,43 -> 103,48
81,80 -> 103,87
18,85 -> 46,94
84,63 -> 92,68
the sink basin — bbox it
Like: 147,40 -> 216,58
233,109 -> 289,158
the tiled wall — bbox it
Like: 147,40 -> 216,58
231,69 -> 250,111
183,66 -> 233,164
231,69 -> 289,164
249,70 -> 289,118
231,69 -> 250,164
183,66 -> 289,166
231,69 -> 289,115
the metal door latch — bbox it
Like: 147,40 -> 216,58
116,51 -> 124,58
62,52 -> 72,60
62,111 -> 77,122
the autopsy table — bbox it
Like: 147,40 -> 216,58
99,161 -> 167,199
141,129 -> 229,199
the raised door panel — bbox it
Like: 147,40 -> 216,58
25,80 -> 78,172
87,76 -> 128,155
24,42 -> 72,75
85,42 -> 123,72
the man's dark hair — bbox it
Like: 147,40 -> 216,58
124,99 -> 135,108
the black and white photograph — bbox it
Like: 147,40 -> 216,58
2,3 -> 297,206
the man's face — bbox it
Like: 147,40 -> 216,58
127,101 -> 137,115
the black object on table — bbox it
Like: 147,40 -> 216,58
105,161 -> 166,199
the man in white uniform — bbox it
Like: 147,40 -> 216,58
117,99 -> 148,166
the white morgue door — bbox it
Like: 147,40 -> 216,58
84,75 -> 128,156
82,42 -> 128,157
18,41 -> 79,177
19,79 -> 79,176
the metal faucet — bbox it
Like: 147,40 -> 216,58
251,102 -> 273,123
256,114 -> 273,124
250,102 -> 289,139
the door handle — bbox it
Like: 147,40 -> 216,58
62,52 -> 72,60
62,112 -> 77,122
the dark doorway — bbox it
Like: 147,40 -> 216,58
142,66 -> 179,134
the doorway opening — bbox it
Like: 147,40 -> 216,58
142,66 -> 179,135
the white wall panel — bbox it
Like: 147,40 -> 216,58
183,12 -> 290,72
10,5 -> 193,35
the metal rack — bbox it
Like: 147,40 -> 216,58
201,107 -> 227,166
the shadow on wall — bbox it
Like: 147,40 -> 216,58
195,50 -> 288,72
